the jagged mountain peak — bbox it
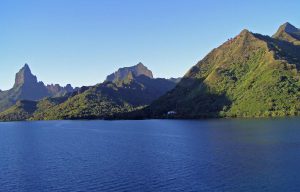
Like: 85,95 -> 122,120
279,22 -> 298,33
106,63 -> 154,83
23,63 -> 30,70
273,22 -> 300,44
14,63 -> 38,87
136,62 -> 144,66
0,63 -> 76,112
21,63 -> 32,75
46,83 -> 75,96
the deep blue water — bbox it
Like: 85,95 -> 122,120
0,119 -> 300,192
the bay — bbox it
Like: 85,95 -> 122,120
0,119 -> 300,192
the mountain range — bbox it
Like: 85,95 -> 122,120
1,22 -> 300,121
0,63 -> 178,121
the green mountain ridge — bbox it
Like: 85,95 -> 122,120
0,100 -> 38,121
1,22 -> 300,121
0,64 -> 177,121
142,23 -> 300,118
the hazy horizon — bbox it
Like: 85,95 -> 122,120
1,0 -> 299,90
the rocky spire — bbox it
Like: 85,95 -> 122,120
14,64 -> 38,87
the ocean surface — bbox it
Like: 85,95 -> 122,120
0,119 -> 300,192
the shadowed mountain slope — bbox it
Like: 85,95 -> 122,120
273,22 -> 300,45
145,24 -> 300,118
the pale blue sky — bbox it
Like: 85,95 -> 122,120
0,0 -> 299,90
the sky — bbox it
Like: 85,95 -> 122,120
0,0 -> 299,90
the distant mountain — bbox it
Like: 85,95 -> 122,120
106,62 -> 153,82
12,64 -> 50,100
47,84 -> 76,97
273,22 -> 300,45
0,64 -> 178,121
168,77 -> 182,84
143,23 -> 300,118
0,64 -> 75,112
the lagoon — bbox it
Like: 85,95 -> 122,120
0,119 -> 300,191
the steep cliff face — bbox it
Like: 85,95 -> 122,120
0,64 -> 74,112
12,64 -> 50,101
13,64 -> 38,88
